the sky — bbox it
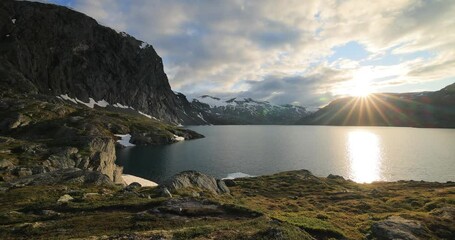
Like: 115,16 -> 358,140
38,0 -> 455,107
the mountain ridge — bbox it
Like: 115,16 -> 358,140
298,82 -> 455,128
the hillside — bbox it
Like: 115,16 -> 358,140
0,170 -> 453,239
299,83 -> 455,128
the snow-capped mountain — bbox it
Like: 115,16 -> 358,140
189,95 -> 309,125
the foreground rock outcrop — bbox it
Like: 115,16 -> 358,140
0,92 -> 203,185
163,171 -> 230,195
1,170 -> 453,239
370,216 -> 430,240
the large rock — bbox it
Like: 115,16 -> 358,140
163,171 -> 230,195
7,168 -> 114,187
371,216 -> 430,240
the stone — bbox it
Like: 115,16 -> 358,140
9,168 -> 114,187
0,159 -> 14,168
223,179 -> 237,187
161,187 -> 173,198
371,216 -> 430,240
124,182 -> 142,191
57,194 -> 74,203
430,206 -> 455,220
163,171 -> 230,195
327,174 -> 345,180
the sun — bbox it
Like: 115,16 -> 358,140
351,80 -> 372,97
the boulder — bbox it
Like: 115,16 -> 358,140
371,216 -> 430,240
57,194 -> 74,203
124,182 -> 142,191
327,174 -> 345,180
8,168 -> 114,187
161,187 -> 173,198
163,171 -> 230,195
430,206 -> 455,220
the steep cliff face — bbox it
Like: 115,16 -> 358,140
0,0 -> 191,124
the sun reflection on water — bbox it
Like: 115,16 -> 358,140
347,131 -> 382,183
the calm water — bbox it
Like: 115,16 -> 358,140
116,126 -> 455,183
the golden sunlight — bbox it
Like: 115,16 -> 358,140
352,79 -> 372,97
347,130 -> 382,183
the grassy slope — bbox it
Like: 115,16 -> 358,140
0,170 -> 453,239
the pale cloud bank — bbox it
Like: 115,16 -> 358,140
43,0 -> 455,107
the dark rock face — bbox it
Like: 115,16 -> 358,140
371,216 -> 430,240
0,0 -> 201,124
7,168 -> 114,187
163,171 -> 230,195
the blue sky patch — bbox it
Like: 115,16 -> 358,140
328,41 -> 369,63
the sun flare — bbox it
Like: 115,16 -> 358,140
352,80 -> 372,97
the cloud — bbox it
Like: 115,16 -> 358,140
43,0 -> 455,107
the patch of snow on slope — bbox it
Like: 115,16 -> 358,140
59,94 -> 77,104
173,135 -> 185,141
138,111 -> 158,120
12,19 -> 16,24
113,103 -> 130,109
115,134 -> 135,147
197,112 -> 208,123
195,95 -> 229,107
58,95 -> 110,108
122,174 -> 158,187
140,42 -> 148,49
223,172 -> 254,180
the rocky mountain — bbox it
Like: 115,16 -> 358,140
189,95 -> 309,125
299,82 -> 455,128
0,0 -> 205,125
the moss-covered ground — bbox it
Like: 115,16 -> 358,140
0,170 -> 453,239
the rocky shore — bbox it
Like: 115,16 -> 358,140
0,168 -> 453,239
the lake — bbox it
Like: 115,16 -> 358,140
116,126 -> 455,183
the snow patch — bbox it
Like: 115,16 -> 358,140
58,94 -> 110,108
223,172 -> 254,180
12,19 -> 16,24
59,94 -> 78,104
173,134 -> 185,141
139,42 -> 148,49
122,174 -> 158,187
115,134 -> 135,147
113,103 -> 130,109
197,112 -> 208,123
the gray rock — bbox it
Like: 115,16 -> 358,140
8,168 -> 114,187
217,179 -> 230,194
163,171 -> 230,195
124,182 -> 142,191
0,113 -> 31,130
14,167 -> 33,177
223,179 -> 237,187
0,159 -> 14,168
430,206 -> 455,220
327,174 -> 345,180
161,187 -> 173,198
57,194 -> 74,203
371,216 -> 430,240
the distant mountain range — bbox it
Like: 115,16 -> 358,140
298,83 -> 455,128
187,95 -> 309,125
